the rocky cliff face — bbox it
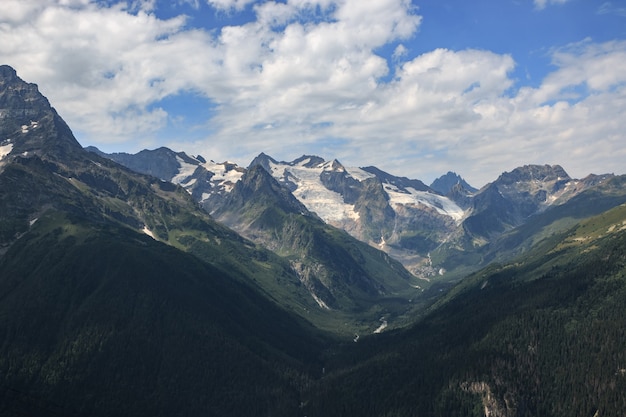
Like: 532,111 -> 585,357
0,65 -> 83,163
430,171 -> 478,195
464,164 -> 580,240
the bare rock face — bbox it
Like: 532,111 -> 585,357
0,65 -> 83,162
431,170 -> 478,195
464,164 -> 577,239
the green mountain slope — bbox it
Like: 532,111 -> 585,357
303,203 -> 626,416
0,212 -> 324,417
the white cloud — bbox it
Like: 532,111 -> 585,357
206,0 -> 255,11
254,1 -> 297,26
125,0 -> 157,12
1,0 -> 625,187
0,0 -> 49,23
597,2 -> 626,17
534,0 -> 570,11
0,0 -> 206,141
175,0 -> 200,8
393,44 -> 408,60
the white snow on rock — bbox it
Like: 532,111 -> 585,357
310,292 -> 331,310
166,154 -> 244,200
20,121 -> 38,134
202,160 -> 243,192
0,143 -> 12,161
269,160 -> 360,223
345,166 -> 375,181
265,157 -> 464,224
384,184 -> 465,222
172,156 -> 199,185
165,151 -> 465,226
373,318 -> 388,334
142,226 -> 156,239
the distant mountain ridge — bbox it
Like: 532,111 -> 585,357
88,145 -> 623,281
85,145 -> 244,206
90,147 -> 467,276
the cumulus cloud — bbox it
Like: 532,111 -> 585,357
1,0 -> 625,186
1,0 -> 209,142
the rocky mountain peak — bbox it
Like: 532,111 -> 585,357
248,152 -> 278,172
496,164 -> 570,185
430,171 -> 478,195
221,164 -> 311,217
0,65 -> 49,136
292,154 -> 326,168
324,158 -> 346,172
361,165 -> 431,193
0,65 -> 82,161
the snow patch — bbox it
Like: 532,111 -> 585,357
373,318 -> 388,334
202,160 -> 244,192
0,143 -> 12,160
345,166 -> 375,181
264,156 -> 464,225
310,292 -> 331,310
183,178 -> 197,187
385,184 -> 465,221
142,226 -> 156,239
171,156 -> 199,185
278,163 -> 360,223
295,157 -> 313,167
20,121 -> 38,134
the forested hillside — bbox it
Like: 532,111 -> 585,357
303,204 -> 626,416
0,213 -> 325,417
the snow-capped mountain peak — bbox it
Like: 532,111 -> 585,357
266,156 -> 361,223
257,155 -> 465,247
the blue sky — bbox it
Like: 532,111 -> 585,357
1,0 -> 626,186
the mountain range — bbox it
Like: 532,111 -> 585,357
2,65 -> 626,416
88,141 -> 622,282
